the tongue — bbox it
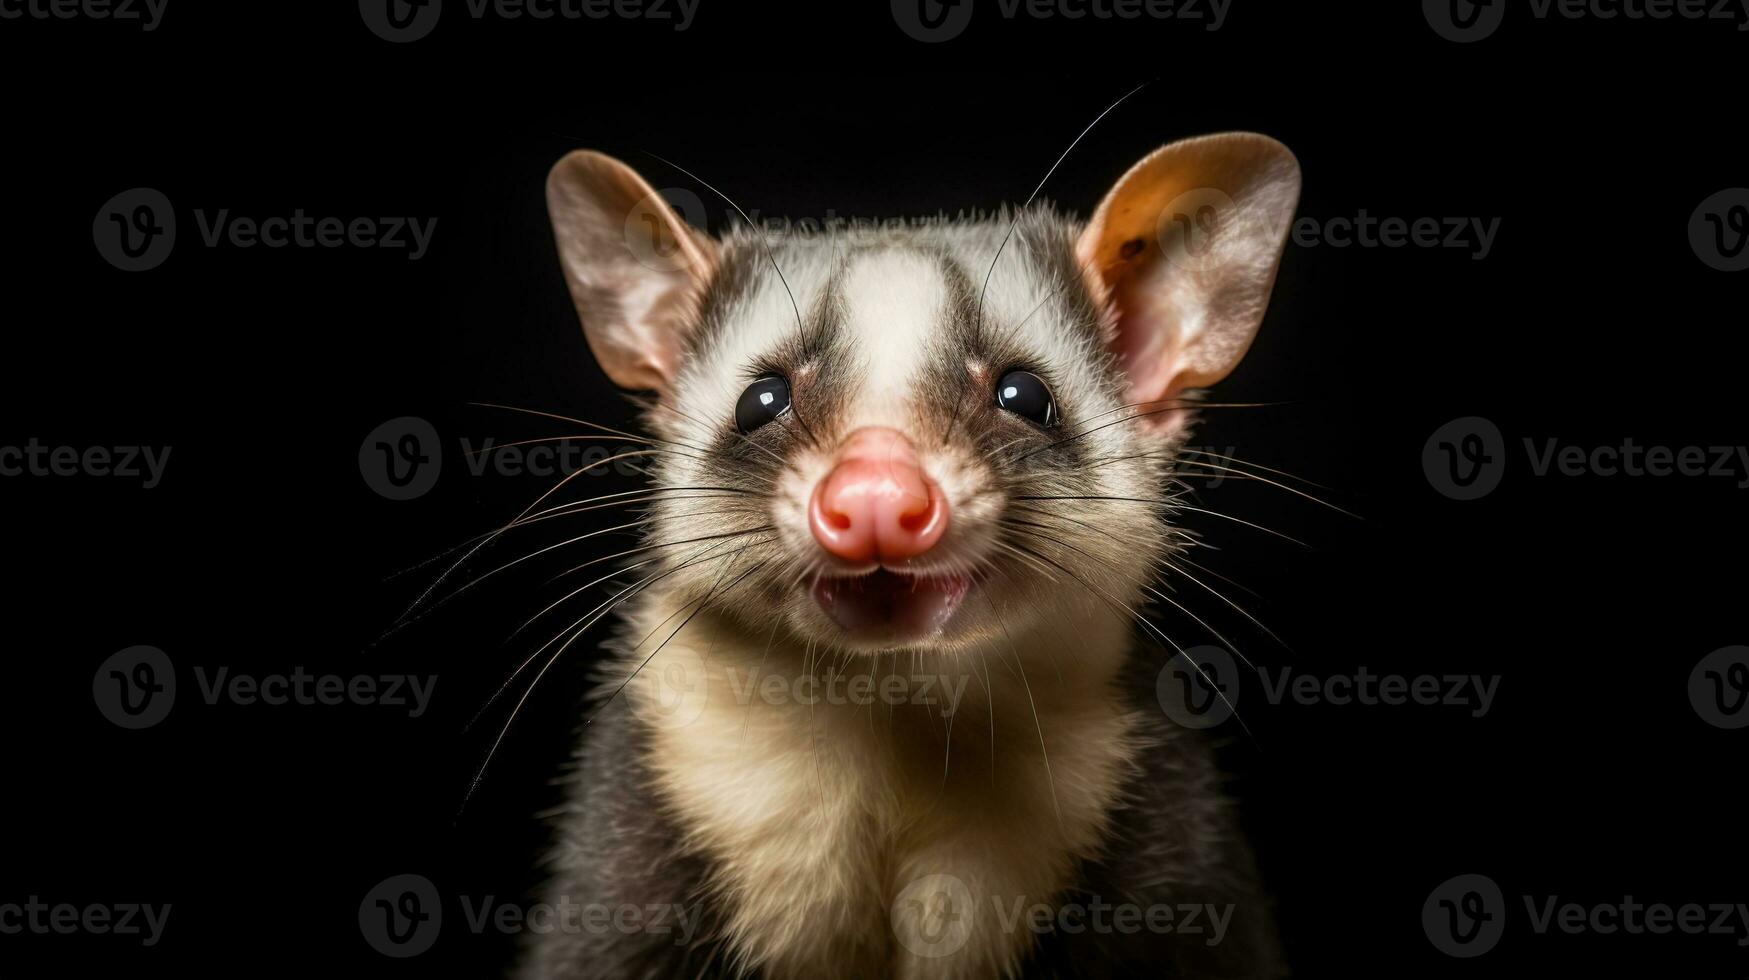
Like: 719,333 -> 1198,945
812,570 -> 969,640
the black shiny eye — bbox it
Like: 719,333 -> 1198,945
994,370 -> 1057,427
735,375 -> 792,434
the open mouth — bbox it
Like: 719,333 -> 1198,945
811,569 -> 971,644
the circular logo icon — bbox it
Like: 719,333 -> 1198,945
1155,644 -> 1240,730
891,0 -> 974,42
1154,186 -> 1240,272
1688,189 -> 1749,273
359,873 -> 442,957
622,187 -> 709,274
891,873 -> 975,958
93,645 -> 176,730
1689,645 -> 1749,730
93,188 -> 176,272
1422,416 -> 1505,501
626,644 -> 711,730
359,0 -> 442,41
360,417 -> 442,501
1423,0 -> 1505,42
1422,873 -> 1504,957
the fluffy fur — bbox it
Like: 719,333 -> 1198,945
521,149 -> 1296,978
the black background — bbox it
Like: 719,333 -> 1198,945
2,2 -> 1745,977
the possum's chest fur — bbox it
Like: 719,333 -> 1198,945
628,598 -> 1140,979
522,596 -> 1284,980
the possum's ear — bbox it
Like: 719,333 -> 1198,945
547,150 -> 716,392
1076,133 -> 1299,407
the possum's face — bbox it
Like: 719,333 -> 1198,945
547,136 -> 1299,654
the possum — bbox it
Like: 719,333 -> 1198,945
517,131 -> 1301,980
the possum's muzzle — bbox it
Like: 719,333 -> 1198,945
811,569 -> 970,643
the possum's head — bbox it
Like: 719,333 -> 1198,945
546,135 -> 1299,656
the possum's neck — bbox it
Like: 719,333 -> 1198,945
615,597 -> 1143,980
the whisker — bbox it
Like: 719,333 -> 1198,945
1179,447 -> 1336,491
1010,402 -> 1287,463
1001,538 -> 1254,741
468,401 -> 715,458
1159,560 -> 1288,652
944,81 -> 1149,444
644,153 -> 822,448
468,534 -> 769,733
998,517 -> 1257,672
1015,495 -> 1308,548
1169,457 -> 1357,517
464,545 -> 770,803
981,585 -> 1066,838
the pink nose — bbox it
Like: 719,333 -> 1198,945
809,427 -> 949,564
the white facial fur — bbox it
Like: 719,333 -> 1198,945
641,212 -> 1174,661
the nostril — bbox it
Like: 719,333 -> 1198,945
809,428 -> 949,563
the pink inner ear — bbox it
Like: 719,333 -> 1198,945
1108,274 -> 1181,408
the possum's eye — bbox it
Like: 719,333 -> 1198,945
994,370 -> 1057,427
735,375 -> 792,434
